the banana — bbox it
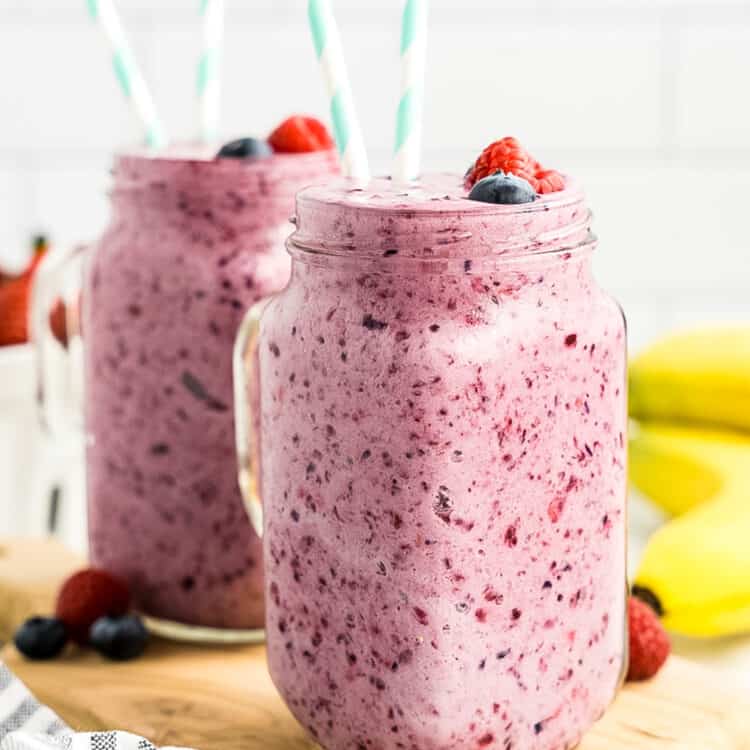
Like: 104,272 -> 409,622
631,423 -> 750,636
629,421 -> 750,516
635,488 -> 750,637
629,326 -> 750,432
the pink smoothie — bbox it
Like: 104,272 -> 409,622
84,147 -> 338,629
255,176 -> 627,748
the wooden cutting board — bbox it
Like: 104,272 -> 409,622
3,640 -> 750,749
1,539 -> 749,749
0,537 -> 83,642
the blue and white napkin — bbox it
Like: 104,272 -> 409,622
0,663 -> 193,750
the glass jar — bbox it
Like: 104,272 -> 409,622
37,147 -> 338,640
236,175 -> 627,746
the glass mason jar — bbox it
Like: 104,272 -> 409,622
236,175 -> 627,747
37,147 -> 338,640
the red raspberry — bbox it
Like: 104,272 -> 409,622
535,169 -> 565,194
465,137 -> 537,188
55,568 -> 131,645
268,115 -> 335,153
626,595 -> 670,681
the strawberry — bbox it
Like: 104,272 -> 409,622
268,115 -> 335,153
55,568 -> 131,645
627,594 -> 670,681
0,235 -> 49,347
0,278 -> 31,346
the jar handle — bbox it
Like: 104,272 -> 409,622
30,244 -> 87,439
233,296 -> 272,537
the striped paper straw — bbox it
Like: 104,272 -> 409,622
308,0 -> 369,180
198,0 -> 224,144
86,0 -> 167,149
392,0 -> 428,182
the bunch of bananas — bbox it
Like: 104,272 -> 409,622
629,326 -> 750,637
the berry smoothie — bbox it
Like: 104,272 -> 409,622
251,175 -> 627,748
85,146 -> 338,630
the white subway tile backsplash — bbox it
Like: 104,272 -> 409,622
148,26 -> 332,146
0,0 -> 748,321
0,21 -> 151,152
32,164 -> 110,251
581,164 -> 750,294
425,24 -> 662,154
149,20 -> 663,155
675,24 -> 750,151
0,169 -> 34,272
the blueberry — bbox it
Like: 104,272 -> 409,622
468,171 -> 537,204
90,615 -> 149,661
216,137 -> 272,160
14,617 -> 68,660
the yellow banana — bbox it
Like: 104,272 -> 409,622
635,488 -> 750,637
629,422 -> 750,516
631,423 -> 750,636
629,326 -> 750,432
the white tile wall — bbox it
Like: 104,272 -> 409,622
675,23 -> 750,150
0,0 -> 749,356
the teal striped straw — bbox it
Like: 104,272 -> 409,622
393,0 -> 428,182
308,0 -> 369,180
86,0 -> 167,149
197,0 -> 224,144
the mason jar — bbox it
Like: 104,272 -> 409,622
37,147 -> 338,641
236,174 -> 627,747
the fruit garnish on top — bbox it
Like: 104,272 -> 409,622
465,137 -> 565,205
216,116 -> 334,159
469,172 -> 537,205
217,137 -> 273,160
269,115 -> 335,153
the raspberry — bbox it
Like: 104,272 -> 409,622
55,568 -> 131,645
626,594 -> 670,681
535,169 -> 565,194
268,115 -> 335,153
465,137 -> 566,195
466,137 -> 537,188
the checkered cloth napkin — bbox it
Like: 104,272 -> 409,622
0,663 -> 194,750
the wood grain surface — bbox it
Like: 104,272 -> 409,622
2,642 -> 749,750
1,537 -> 749,749
0,537 -> 82,642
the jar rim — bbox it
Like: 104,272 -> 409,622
288,234 -> 596,275
108,146 -> 340,200
290,173 -> 592,263
114,145 -> 338,171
